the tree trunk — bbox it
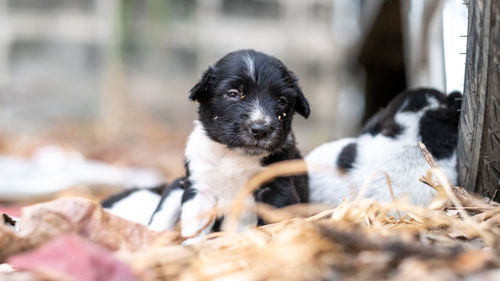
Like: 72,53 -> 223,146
457,0 -> 500,201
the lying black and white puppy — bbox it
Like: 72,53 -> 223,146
105,50 -> 310,243
306,88 -> 461,207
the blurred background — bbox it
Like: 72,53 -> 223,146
0,0 -> 467,202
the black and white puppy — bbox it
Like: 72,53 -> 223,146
106,50 -> 310,243
306,88 -> 461,207
152,50 -> 310,242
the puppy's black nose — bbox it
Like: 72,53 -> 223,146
250,124 -> 271,139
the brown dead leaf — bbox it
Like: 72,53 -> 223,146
0,197 -> 179,262
0,225 -> 31,262
473,209 -> 500,224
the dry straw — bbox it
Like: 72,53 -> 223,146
124,142 -> 500,280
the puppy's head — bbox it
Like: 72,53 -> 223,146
362,88 -> 462,159
189,49 -> 310,156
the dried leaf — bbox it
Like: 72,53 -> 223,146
0,197 -> 179,261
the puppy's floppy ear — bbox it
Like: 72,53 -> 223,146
295,87 -> 311,118
288,71 -> 310,118
189,67 -> 215,101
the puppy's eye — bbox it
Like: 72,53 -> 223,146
226,89 -> 241,99
278,96 -> 288,106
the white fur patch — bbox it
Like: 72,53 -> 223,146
148,188 -> 183,231
182,121 -> 261,240
243,54 -> 255,80
104,189 -> 161,225
249,99 -> 272,124
427,96 -> 440,109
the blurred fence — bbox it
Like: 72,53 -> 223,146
0,0 -> 468,154
0,0 -> 365,152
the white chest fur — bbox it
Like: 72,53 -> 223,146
185,121 -> 263,207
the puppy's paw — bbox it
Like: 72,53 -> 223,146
180,190 -> 216,243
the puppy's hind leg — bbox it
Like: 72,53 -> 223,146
235,198 -> 258,232
102,186 -> 164,225
148,177 -> 186,231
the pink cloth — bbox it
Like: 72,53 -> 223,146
8,234 -> 139,281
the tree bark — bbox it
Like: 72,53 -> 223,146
457,0 -> 500,201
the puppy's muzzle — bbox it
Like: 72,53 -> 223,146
250,123 -> 272,140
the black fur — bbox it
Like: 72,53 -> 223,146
184,159 -> 191,177
183,49 -> 310,228
401,91 -> 432,112
252,135 -> 309,220
361,88 -> 456,139
361,88 -> 462,159
419,92 -> 462,159
2,213 -> 16,228
149,184 -> 168,195
254,177 -> 301,207
260,133 -> 309,202
187,49 -> 309,205
211,217 -> 224,232
148,177 -> 186,224
336,142 -> 357,170
189,49 -> 310,157
361,109 -> 403,138
181,180 -> 196,204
